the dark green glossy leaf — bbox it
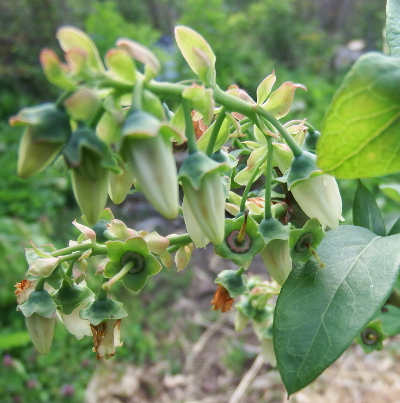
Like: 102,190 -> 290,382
388,217 -> 400,236
387,0 -> 400,57
273,225 -> 400,395
353,180 -> 386,236
318,53 -> 400,178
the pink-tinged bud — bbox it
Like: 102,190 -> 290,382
181,171 -> 225,245
291,174 -> 344,229
27,257 -> 60,278
25,314 -> 55,355
260,240 -> 292,286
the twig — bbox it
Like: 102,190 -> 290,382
229,353 -> 265,403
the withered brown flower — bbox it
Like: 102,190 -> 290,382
211,284 -> 235,313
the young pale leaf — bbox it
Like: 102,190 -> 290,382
318,53 -> 400,178
386,0 -> 400,57
57,26 -> 105,73
105,48 -> 136,85
256,71 -> 276,105
274,225 -> 400,396
380,183 -> 400,203
353,180 -> 386,236
174,26 -> 216,87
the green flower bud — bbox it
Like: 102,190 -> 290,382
18,289 -> 57,355
234,310 -> 249,332
25,314 -> 56,355
63,127 -> 110,225
181,171 -> 225,245
260,239 -> 292,286
291,174 -> 344,229
123,134 -> 178,219
121,109 -> 179,219
108,167 -> 135,205
182,196 -> 209,248
9,103 -> 71,179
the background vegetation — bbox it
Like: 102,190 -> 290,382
0,0 -> 389,401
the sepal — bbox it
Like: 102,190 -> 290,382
289,218 -> 325,264
79,298 -> 127,326
214,215 -> 265,266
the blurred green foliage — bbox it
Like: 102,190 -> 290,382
84,1 -> 162,56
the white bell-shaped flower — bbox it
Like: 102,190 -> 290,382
291,174 -> 344,229
58,302 -> 93,340
260,239 -> 292,286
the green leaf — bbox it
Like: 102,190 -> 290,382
0,332 -> 31,349
380,183 -> 400,203
182,84 -> 215,125
262,82 -> 306,119
40,49 -> 77,91
386,0 -> 400,57
116,38 -> 160,81
197,118 -> 230,154
353,180 -> 385,236
105,48 -> 136,85
57,26 -> 105,74
318,53 -> 400,178
273,225 -> 400,395
174,26 -> 216,87
388,216 -> 400,236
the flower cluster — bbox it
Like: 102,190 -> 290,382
11,26 -> 344,363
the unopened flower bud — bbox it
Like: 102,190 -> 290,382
25,314 -> 56,355
260,240 -> 292,286
181,171 -> 225,245
123,134 -> 178,219
291,174 -> 344,229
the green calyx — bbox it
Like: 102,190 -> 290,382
215,268 -> 247,298
289,218 -> 325,264
287,151 -> 322,190
259,217 -> 290,245
178,152 -> 230,190
104,236 -> 161,292
122,109 -> 161,139
235,296 -> 274,323
214,215 -> 265,266
79,297 -> 128,326
53,283 -> 94,315
120,251 -> 145,274
63,127 -> 110,169
18,289 -> 57,318
355,320 -> 387,353
10,103 -> 71,179
10,103 -> 71,143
